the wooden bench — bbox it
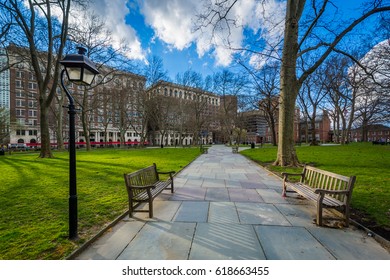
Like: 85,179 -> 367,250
282,165 -> 356,227
232,146 -> 238,153
200,146 -> 208,154
124,163 -> 175,218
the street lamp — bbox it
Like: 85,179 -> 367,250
60,46 -> 99,240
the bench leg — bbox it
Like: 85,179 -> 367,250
149,199 -> 154,218
317,193 -> 324,226
344,207 -> 350,227
129,201 -> 133,218
282,182 -> 287,197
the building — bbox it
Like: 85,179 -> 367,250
350,124 -> 390,143
242,110 -> 267,144
262,106 -> 300,144
1,46 -> 147,147
0,49 -> 10,109
299,111 -> 332,143
147,80 -> 221,146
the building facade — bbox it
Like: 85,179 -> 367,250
299,111 -> 332,143
350,124 -> 390,143
147,81 -> 221,146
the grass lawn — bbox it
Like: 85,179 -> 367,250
241,143 -> 390,228
0,147 -> 201,260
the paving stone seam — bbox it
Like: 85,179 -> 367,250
186,222 -> 199,260
115,220 -> 148,260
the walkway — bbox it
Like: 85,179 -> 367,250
74,145 -> 390,260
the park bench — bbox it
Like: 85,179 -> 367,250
124,163 -> 175,218
282,165 -> 356,227
200,146 -> 208,154
232,146 -> 238,153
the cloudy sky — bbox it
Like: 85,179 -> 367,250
81,0 -> 380,80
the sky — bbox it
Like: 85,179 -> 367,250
81,0 -> 387,81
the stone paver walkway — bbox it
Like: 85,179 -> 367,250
74,145 -> 390,260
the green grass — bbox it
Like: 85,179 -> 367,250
241,143 -> 390,227
0,147 -> 201,260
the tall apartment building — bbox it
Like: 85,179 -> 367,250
0,49 -> 10,109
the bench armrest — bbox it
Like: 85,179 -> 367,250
314,189 -> 350,195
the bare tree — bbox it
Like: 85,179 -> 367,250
0,107 -> 10,144
298,67 -> 328,145
211,70 -> 246,145
196,0 -> 390,166
0,0 -> 74,158
67,9 -> 133,151
144,55 -> 169,87
251,63 -> 280,146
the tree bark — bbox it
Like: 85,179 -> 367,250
274,0 -> 304,166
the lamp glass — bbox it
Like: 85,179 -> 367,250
66,67 -> 82,82
82,68 -> 96,85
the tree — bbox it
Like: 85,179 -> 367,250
196,0 -> 390,166
1,0 -> 73,158
322,54 -> 359,144
251,63 -> 280,146
67,8 -> 133,151
0,107 -> 10,144
144,55 -> 168,87
297,67 -> 327,145
211,70 -> 246,145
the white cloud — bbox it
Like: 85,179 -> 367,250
140,0 -> 199,50
74,0 -> 146,61
139,0 -> 285,67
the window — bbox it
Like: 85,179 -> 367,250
16,80 -> 23,88
16,109 -> 25,116
16,99 -> 25,107
16,71 -> 24,79
16,130 -> 26,136
28,110 -> 37,117
28,82 -> 37,90
29,72 -> 35,80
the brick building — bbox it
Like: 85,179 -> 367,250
300,111 -> 332,143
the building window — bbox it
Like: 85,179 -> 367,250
28,82 -> 37,90
28,110 -> 37,117
16,71 -> 25,79
29,72 -> 35,80
16,99 -> 25,107
16,80 -> 24,88
16,109 -> 25,116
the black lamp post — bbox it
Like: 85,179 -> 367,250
60,47 -> 99,240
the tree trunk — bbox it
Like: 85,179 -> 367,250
310,115 -> 318,146
82,88 -> 91,151
39,101 -> 53,158
274,0 -> 304,166
275,85 -> 300,166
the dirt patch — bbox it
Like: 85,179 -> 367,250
350,208 -> 390,241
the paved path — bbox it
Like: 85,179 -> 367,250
74,145 -> 390,260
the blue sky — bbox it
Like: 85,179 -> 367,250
85,0 -> 386,81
